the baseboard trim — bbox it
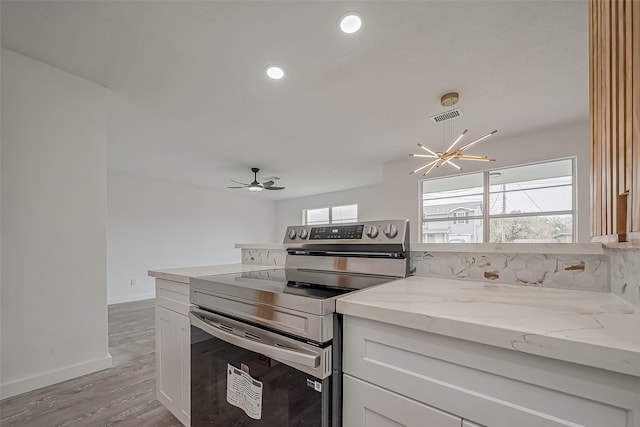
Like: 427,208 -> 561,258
0,354 -> 113,400
108,293 -> 155,305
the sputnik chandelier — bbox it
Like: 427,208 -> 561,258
409,92 -> 497,176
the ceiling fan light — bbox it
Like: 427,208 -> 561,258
248,185 -> 263,192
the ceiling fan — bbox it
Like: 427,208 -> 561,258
227,167 -> 285,192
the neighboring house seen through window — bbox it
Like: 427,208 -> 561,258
303,204 -> 358,225
421,158 -> 575,243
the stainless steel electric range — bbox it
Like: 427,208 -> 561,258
189,219 -> 410,427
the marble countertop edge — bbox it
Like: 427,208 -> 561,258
148,263 -> 281,283
235,242 -> 605,254
411,242 -> 605,255
336,299 -> 640,378
235,243 -> 286,249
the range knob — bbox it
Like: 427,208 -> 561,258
365,225 -> 379,238
288,229 -> 297,240
383,224 -> 398,239
299,228 -> 308,239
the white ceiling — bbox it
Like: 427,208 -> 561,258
0,0 -> 588,199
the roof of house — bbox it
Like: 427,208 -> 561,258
423,200 -> 482,215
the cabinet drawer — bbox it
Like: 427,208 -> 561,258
156,279 -> 190,315
343,374 -> 461,427
343,316 -> 630,427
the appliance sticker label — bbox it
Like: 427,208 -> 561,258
226,364 -> 263,420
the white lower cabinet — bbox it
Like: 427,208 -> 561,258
343,316 -> 639,427
155,279 -> 190,426
344,374 -> 461,427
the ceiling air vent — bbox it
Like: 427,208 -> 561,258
430,108 -> 463,124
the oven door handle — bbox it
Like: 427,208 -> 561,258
189,311 -> 320,368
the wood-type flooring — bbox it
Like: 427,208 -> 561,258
0,299 -> 182,427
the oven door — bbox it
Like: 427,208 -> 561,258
190,308 -> 332,427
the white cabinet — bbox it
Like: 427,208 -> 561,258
344,374 -> 461,427
155,279 -> 190,426
343,316 -> 639,427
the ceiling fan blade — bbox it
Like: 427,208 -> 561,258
226,186 -> 246,189
262,180 -> 275,188
261,176 -> 279,182
264,186 -> 285,190
230,180 -> 249,185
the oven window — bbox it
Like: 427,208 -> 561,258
191,326 -> 330,426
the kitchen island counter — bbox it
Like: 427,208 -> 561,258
148,263 -> 281,284
337,275 -> 640,378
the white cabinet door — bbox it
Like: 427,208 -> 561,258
343,374 -> 462,427
156,305 -> 179,414
177,313 -> 190,423
156,305 -> 190,426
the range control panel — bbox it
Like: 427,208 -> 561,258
309,225 -> 364,240
283,219 -> 409,245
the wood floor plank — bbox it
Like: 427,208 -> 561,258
0,299 -> 182,427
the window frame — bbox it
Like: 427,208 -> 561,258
419,157 -> 576,243
302,204 -> 358,225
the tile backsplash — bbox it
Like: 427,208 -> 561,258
410,251 -> 608,292
239,246 -> 640,305
608,248 -> 640,308
241,249 -> 286,266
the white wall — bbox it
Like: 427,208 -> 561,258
107,170 -> 278,304
383,121 -> 591,242
275,121 -> 590,244
0,49 -> 111,398
105,92 -> 279,304
274,185 -> 384,237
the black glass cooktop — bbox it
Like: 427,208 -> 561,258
193,268 -> 392,301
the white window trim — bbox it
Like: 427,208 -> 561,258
419,157 -> 576,243
303,204 -> 358,225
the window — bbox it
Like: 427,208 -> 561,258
453,211 -> 469,224
420,158 -> 575,243
303,204 -> 358,225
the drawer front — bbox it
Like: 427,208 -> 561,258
343,374 -> 461,427
156,279 -> 190,315
343,316 -> 630,427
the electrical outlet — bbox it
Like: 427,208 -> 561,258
130,279 -> 136,287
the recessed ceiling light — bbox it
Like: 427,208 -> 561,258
266,66 -> 285,80
340,14 -> 362,34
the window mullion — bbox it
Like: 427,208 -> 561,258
483,171 -> 490,243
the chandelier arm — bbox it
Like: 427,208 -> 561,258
459,130 -> 497,152
457,153 -> 489,159
445,129 -> 468,153
458,157 -> 496,161
410,154 -> 438,158
418,143 -> 439,157
410,158 -> 439,175
442,158 -> 462,170
422,161 -> 440,176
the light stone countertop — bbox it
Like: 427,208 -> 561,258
235,243 -> 286,250
148,263 -> 281,284
337,276 -> 640,377
235,242 -> 604,254
411,242 -> 604,254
